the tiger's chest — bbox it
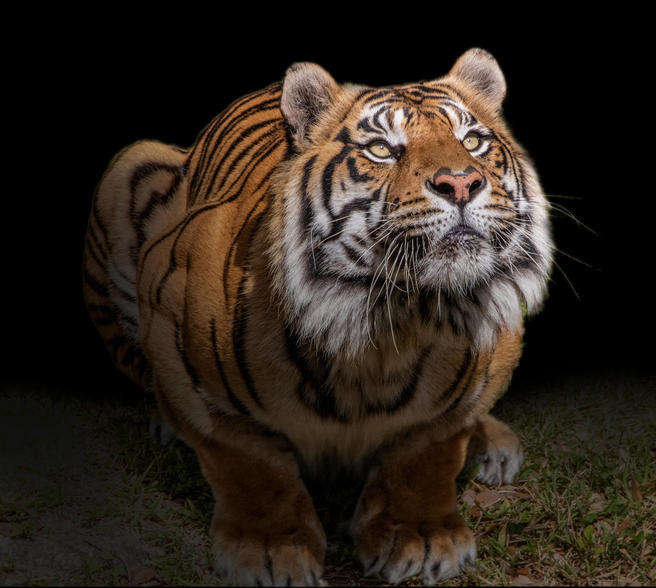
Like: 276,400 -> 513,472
245,350 -> 487,469
221,274 -> 491,466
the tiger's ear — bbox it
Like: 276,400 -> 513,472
448,48 -> 507,112
281,62 -> 340,151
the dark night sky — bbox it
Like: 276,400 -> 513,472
8,16 -> 653,395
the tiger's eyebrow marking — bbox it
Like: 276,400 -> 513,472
372,107 -> 388,133
357,118 -> 380,134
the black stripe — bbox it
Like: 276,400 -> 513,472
150,201 -> 224,303
121,343 -> 140,368
83,268 -> 109,298
322,145 -> 354,218
428,82 -> 467,103
496,134 -> 527,204
418,287 -> 436,323
200,118 -> 274,198
357,118 -> 378,134
87,303 -> 116,325
210,317 -> 250,416
371,106 -> 388,133
106,334 -> 131,363
284,326 -> 348,422
322,193 -> 379,244
437,107 -> 454,129
403,85 -> 455,98
91,193 -> 109,243
117,311 -> 138,329
433,348 -> 472,408
189,96 -> 278,200
232,271 -> 264,409
174,320 -> 201,389
85,234 -> 107,271
441,351 -> 479,414
86,220 -> 108,260
149,132 -> 284,304
364,346 -> 431,414
360,89 -> 392,104
223,191 -> 269,306
300,154 -> 318,270
130,162 -> 185,248
113,281 -> 137,304
208,119 -> 280,196
219,136 -> 284,200
347,157 -> 373,183
454,360 -> 490,416
341,241 -> 369,267
187,87 -> 281,199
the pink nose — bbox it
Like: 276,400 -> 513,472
430,168 -> 485,206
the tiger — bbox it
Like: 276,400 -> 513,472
83,48 -> 553,585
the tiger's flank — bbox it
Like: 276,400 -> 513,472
82,48 -> 553,586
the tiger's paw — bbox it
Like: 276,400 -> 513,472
466,414 -> 523,486
468,438 -> 523,486
354,511 -> 475,585
211,519 -> 326,586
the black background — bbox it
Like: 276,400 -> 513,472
7,15 -> 653,397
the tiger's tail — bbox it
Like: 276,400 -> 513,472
82,140 -> 188,388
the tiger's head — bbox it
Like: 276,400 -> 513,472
267,48 -> 553,357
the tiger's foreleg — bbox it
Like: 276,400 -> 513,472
350,426 -> 476,585
183,419 -> 327,586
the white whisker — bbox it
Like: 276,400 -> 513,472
548,201 -> 598,236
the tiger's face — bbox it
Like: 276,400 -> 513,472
269,49 -> 553,356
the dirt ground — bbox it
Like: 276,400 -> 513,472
0,386 -> 211,586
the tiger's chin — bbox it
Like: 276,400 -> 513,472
418,235 -> 498,297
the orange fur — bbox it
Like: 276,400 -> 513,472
83,49 -> 551,585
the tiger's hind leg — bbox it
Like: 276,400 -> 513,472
148,407 -> 177,445
83,139 -> 188,389
465,413 -> 524,486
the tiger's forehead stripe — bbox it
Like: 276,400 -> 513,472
363,104 -> 408,146
350,83 -> 474,138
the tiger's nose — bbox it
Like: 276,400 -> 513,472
427,167 -> 485,207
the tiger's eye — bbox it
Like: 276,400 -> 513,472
367,141 -> 392,158
463,134 -> 480,151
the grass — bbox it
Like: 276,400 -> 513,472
0,369 -> 654,586
453,370 -> 656,586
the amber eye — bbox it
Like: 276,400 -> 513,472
366,140 -> 393,159
463,133 -> 481,151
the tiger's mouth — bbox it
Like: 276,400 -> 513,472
408,223 -> 485,258
373,223 -> 486,265
365,221 -> 492,292
440,224 -> 484,242
431,224 -> 486,265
